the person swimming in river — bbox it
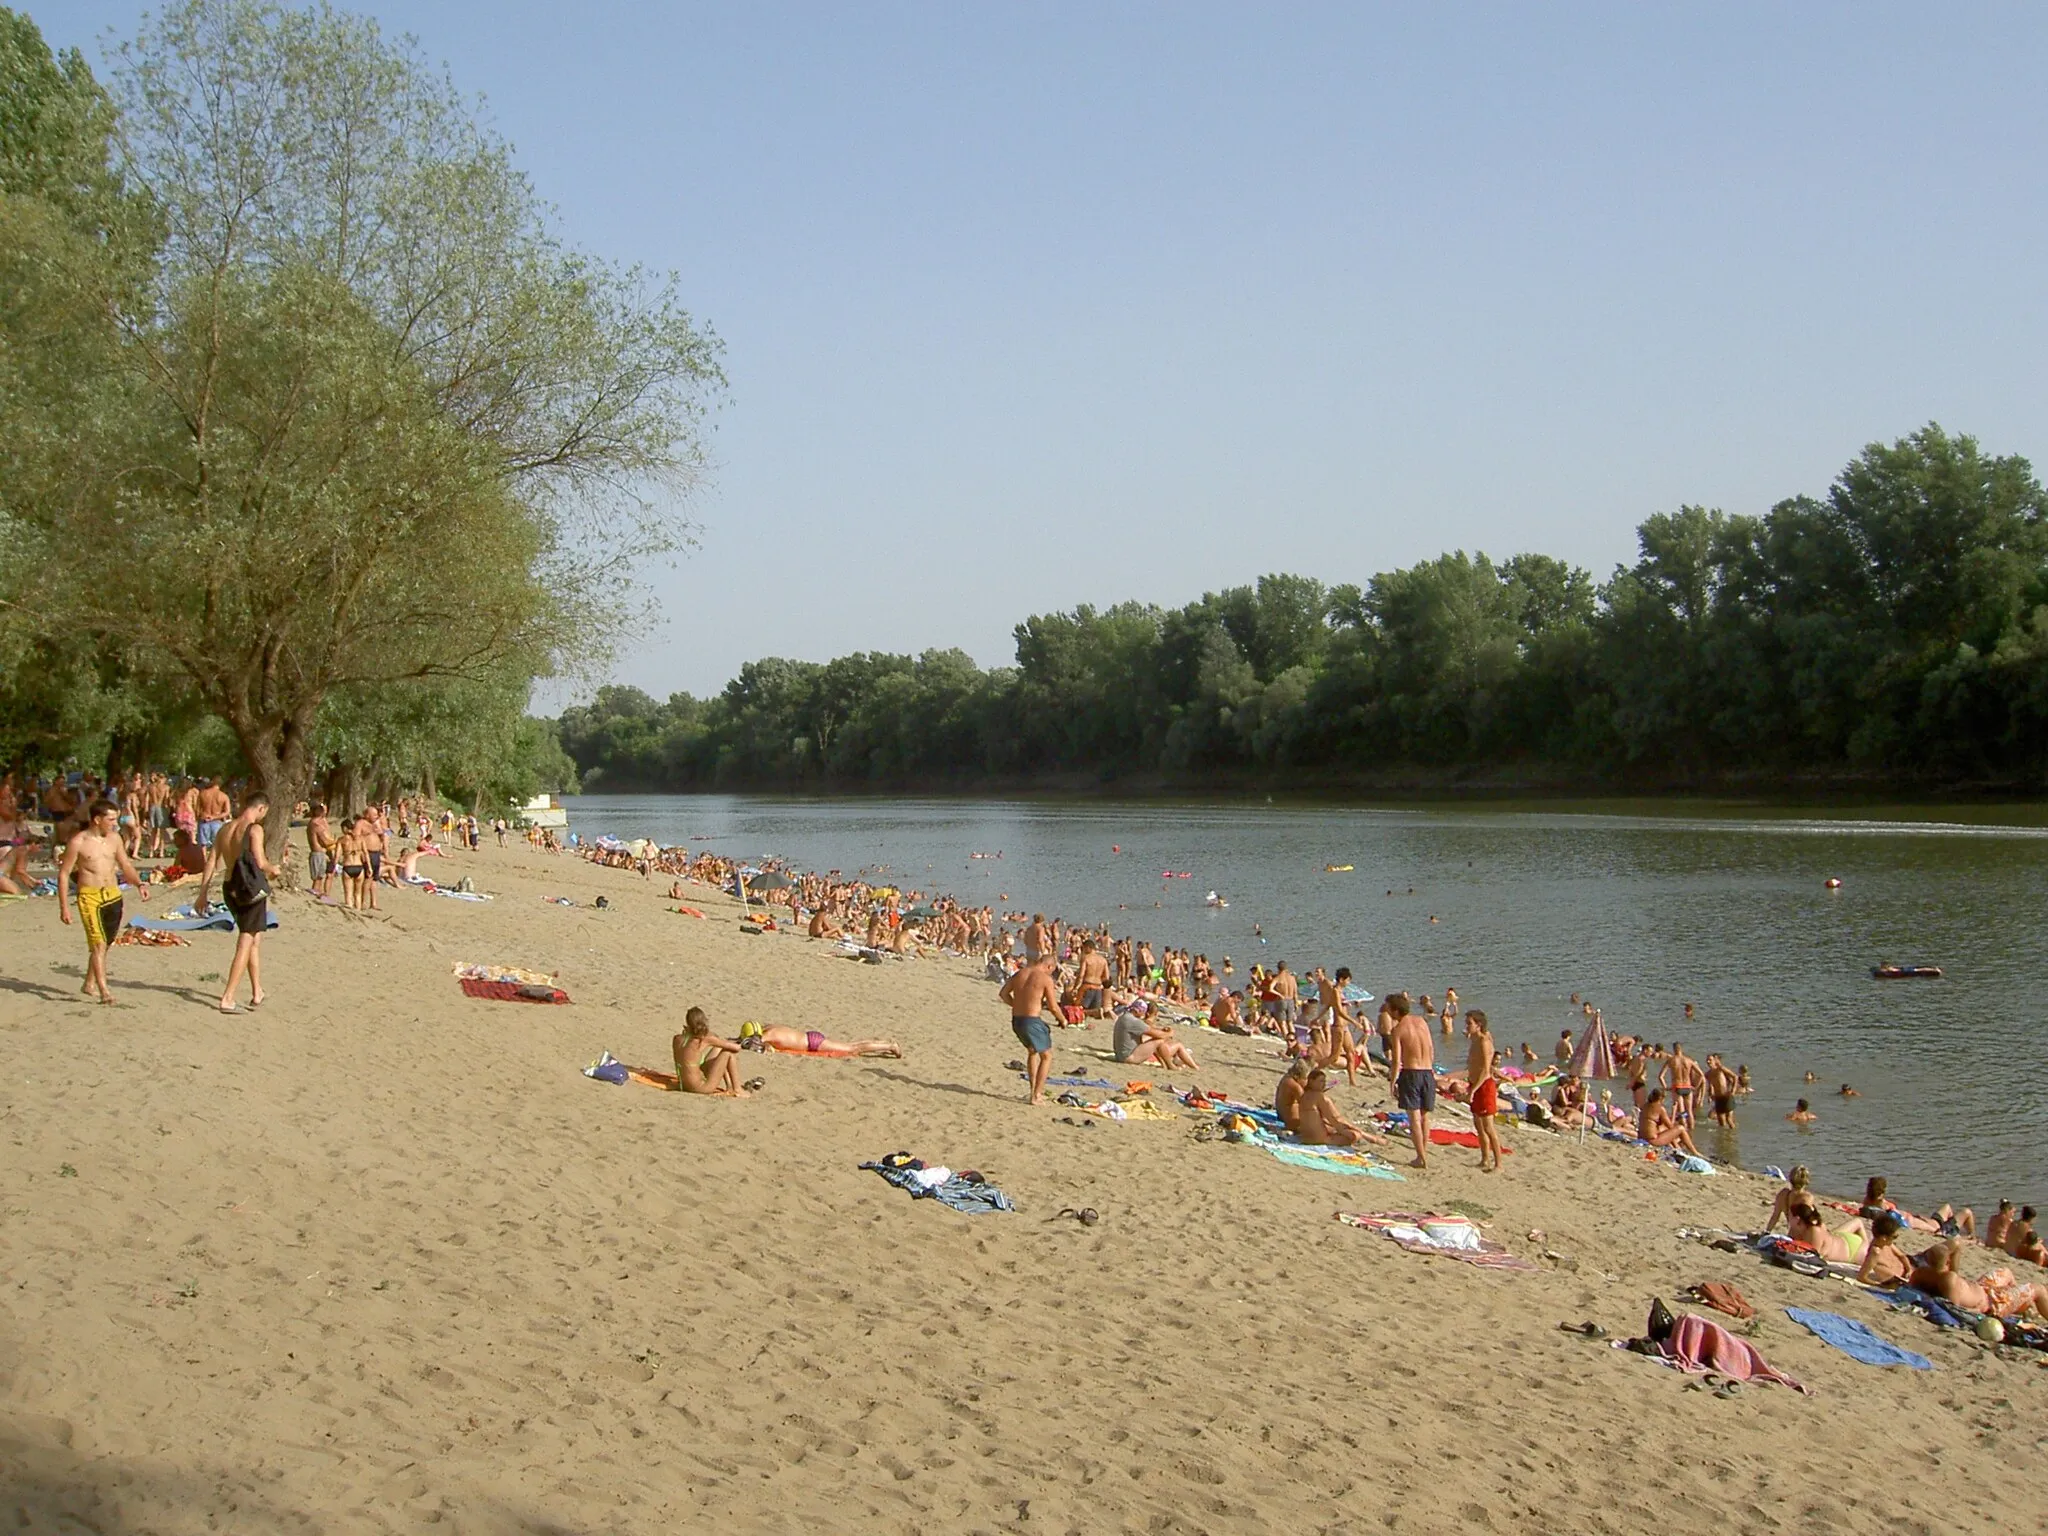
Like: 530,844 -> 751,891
1788,1098 -> 1817,1124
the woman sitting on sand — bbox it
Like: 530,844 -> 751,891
674,1008 -> 752,1096
738,1022 -> 901,1059
1763,1166 -> 1812,1232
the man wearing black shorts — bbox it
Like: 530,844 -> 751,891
1384,991 -> 1437,1170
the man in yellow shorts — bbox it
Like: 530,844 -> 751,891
57,798 -> 149,1004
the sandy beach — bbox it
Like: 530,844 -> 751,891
2,838 -> 2043,1535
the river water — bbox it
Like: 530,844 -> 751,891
562,793 -> 2048,1216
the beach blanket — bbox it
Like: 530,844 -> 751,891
455,961 -> 570,1004
1267,1145 -> 1404,1178
859,1156 -> 1013,1214
1337,1211 -> 1535,1268
1784,1308 -> 1933,1369
127,906 -> 278,933
114,926 -> 190,947
1048,1075 -> 1115,1089
583,1052 -> 678,1089
1658,1314 -> 1811,1393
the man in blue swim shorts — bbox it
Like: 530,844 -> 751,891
999,955 -> 1061,1105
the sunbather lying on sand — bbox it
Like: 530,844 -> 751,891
675,1007 -> 751,1096
1910,1240 -> 2048,1319
1785,1199 -> 1870,1265
1293,1068 -> 1365,1147
739,1022 -> 901,1058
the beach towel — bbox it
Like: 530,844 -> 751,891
1658,1313 -> 1811,1393
1047,1076 -> 1115,1089
1785,1308 -> 1933,1370
114,926 -> 190,947
1267,1145 -> 1404,1178
859,1156 -> 1013,1214
1337,1211 -> 1535,1268
461,976 -> 571,1003
127,906 -> 279,933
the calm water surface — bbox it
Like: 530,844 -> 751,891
563,794 -> 2048,1216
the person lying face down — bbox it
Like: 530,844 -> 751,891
737,1021 -> 902,1059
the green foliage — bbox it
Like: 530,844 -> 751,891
558,427 -> 2048,792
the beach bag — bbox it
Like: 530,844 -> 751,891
1647,1297 -> 1678,1343
1062,1004 -> 1084,1025
582,1052 -> 629,1085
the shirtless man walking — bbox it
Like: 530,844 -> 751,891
1385,992 -> 1437,1169
1465,1009 -> 1501,1172
999,955 -> 1061,1106
56,799 -> 149,1003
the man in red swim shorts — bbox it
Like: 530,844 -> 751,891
1466,1009 -> 1502,1173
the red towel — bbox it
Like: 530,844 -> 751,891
459,977 -> 571,1004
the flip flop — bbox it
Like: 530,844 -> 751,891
741,1077 -> 766,1092
217,1004 -> 243,1015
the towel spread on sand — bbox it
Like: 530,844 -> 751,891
127,906 -> 279,933
455,962 -> 570,1004
1266,1144 -> 1405,1178
1336,1212 -> 1535,1268
1658,1314 -> 1811,1393
1047,1076 -> 1115,1089
1784,1308 -> 1933,1369
860,1158 -> 1013,1214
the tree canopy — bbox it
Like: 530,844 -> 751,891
558,426 -> 2048,794
0,1 -> 717,814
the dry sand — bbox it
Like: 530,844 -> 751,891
2,838 -> 2043,1534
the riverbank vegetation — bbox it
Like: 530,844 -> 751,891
559,424 -> 2048,793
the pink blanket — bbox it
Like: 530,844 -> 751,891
1661,1314 -> 1811,1394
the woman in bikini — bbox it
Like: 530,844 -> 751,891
739,1022 -> 901,1059
1763,1166 -> 1812,1232
673,1008 -> 752,1095
1785,1200 -> 1871,1265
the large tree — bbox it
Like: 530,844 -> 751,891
21,0 -> 721,819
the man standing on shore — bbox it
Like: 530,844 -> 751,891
194,777 -> 231,849
999,956 -> 1060,1106
1023,913 -> 1051,966
1385,991 -> 1437,1169
1705,1053 -> 1738,1130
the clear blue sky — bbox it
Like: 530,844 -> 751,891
38,2 -> 2048,701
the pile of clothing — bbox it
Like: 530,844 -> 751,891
860,1153 -> 1013,1214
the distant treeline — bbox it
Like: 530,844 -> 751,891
557,425 -> 2048,793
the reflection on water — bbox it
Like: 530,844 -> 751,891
564,794 -> 2048,1215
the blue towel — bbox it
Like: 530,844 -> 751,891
1046,1075 -> 1114,1088
1785,1307 -> 1933,1369
128,908 -> 279,932
1265,1145 -> 1405,1179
